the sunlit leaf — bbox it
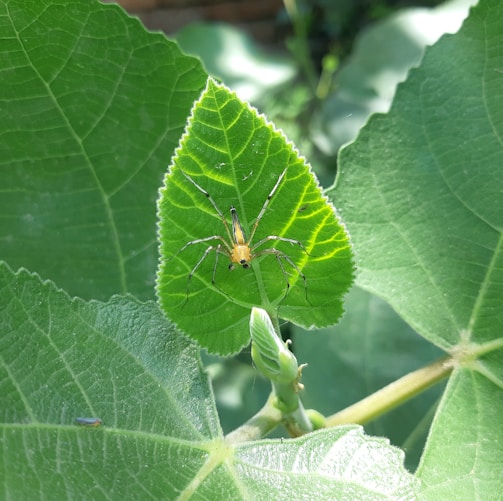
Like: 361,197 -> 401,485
157,78 -> 353,354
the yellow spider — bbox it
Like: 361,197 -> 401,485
171,168 -> 308,300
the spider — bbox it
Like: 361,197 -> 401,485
170,167 -> 309,301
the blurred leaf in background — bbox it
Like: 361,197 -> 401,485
175,22 -> 297,104
294,287 -> 445,471
312,0 -> 477,156
172,1 -> 477,188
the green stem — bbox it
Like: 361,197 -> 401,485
316,53 -> 338,100
325,356 -> 453,427
225,394 -> 282,443
280,396 -> 313,437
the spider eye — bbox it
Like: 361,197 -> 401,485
242,263 -> 249,269
229,264 -> 235,270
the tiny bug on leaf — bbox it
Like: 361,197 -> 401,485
75,417 -> 102,427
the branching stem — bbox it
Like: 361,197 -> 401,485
325,356 -> 453,427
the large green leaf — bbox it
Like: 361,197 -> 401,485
331,0 -> 503,496
416,367 -> 503,500
0,263 -> 220,498
157,78 -> 354,355
332,0 -> 502,352
0,0 -> 207,300
1,263 -> 417,499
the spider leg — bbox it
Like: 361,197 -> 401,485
169,235 -> 230,262
253,247 -> 310,304
184,245 -> 218,304
209,246 -> 237,302
248,167 -> 288,243
181,244 -> 232,306
252,235 -> 309,256
212,247 -> 220,285
178,170 -> 234,244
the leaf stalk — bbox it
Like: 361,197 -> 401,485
325,357 -> 453,427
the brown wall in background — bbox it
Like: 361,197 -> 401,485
103,0 -> 285,46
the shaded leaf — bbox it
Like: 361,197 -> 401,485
331,0 -> 503,495
0,0 -> 207,300
331,0 -> 503,352
157,78 -> 354,355
416,368 -> 503,500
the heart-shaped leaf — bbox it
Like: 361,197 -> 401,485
157,79 -> 354,354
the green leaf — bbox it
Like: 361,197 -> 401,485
416,367 -> 503,500
331,0 -> 503,495
157,78 -> 354,355
1,263 -> 417,499
0,262 -> 220,498
0,0 -> 207,300
233,426 -> 419,500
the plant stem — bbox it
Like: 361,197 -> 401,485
325,356 -> 453,427
225,394 -> 282,443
